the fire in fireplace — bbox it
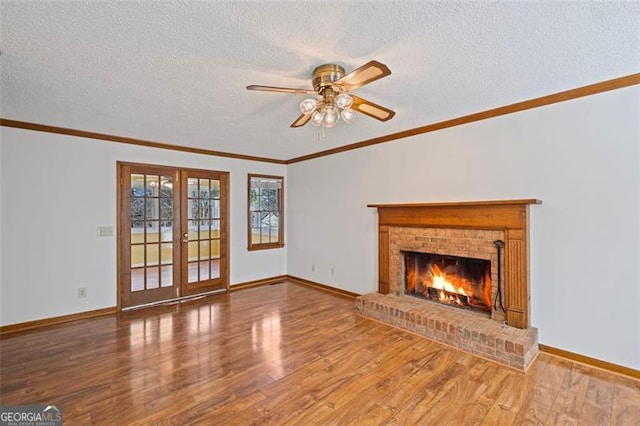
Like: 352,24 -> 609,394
403,251 -> 492,313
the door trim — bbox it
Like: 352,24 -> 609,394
116,161 -> 230,310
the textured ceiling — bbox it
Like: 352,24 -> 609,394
1,2 -> 638,160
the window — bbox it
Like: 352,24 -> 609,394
248,174 -> 284,250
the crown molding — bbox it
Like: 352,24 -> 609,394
285,72 -> 640,164
2,73 -> 638,165
0,118 -> 286,165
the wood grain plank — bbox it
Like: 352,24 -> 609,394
0,282 -> 636,425
579,368 -> 616,425
611,375 -> 640,425
544,363 -> 591,425
512,355 -> 573,424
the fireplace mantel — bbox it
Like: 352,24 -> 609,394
369,199 -> 541,329
367,199 -> 541,209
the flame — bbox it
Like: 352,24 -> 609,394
429,264 -> 468,297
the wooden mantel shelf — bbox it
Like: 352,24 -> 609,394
369,198 -> 541,329
367,199 -> 542,209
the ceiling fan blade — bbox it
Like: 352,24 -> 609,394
351,95 -> 395,122
290,113 -> 312,128
246,85 -> 316,95
333,60 -> 391,91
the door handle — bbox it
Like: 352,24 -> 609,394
181,232 -> 189,243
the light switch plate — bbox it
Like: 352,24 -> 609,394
97,226 -> 114,237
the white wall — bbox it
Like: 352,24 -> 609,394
0,128 -> 286,325
288,86 -> 640,370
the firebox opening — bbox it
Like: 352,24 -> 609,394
403,251 -> 492,314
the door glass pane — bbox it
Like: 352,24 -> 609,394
160,175 -> 173,191
211,259 -> 220,279
131,176 -> 145,227
188,262 -> 198,283
210,220 -> 220,239
187,220 -> 197,241
210,239 -> 220,259
199,240 -> 210,260
211,200 -> 220,219
131,206 -> 144,226
131,268 -> 144,292
199,260 -> 210,280
188,178 -> 198,198
199,179 -> 209,197
161,265 -> 173,287
146,198 -> 159,220
146,267 -> 159,289
161,243 -> 173,265
160,178 -> 173,225
131,227 -> 143,244
146,175 -> 159,195
210,181 -> 220,199
160,211 -> 172,231
199,221 -> 210,240
187,199 -> 194,219
188,241 -> 198,261
161,225 -> 173,242
131,245 -> 144,268
130,197 -> 144,220
146,221 -> 160,243
199,199 -> 210,220
146,245 -> 159,266
131,174 -> 144,192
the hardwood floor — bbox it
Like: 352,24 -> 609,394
1,282 -> 638,425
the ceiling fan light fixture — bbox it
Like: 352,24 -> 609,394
322,105 -> 339,128
336,93 -> 353,109
299,98 -> 318,115
247,60 -> 394,130
311,110 -> 324,126
340,107 -> 356,124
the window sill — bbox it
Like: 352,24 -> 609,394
248,243 -> 285,252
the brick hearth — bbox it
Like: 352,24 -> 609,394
355,292 -> 538,371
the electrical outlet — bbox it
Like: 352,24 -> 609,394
77,287 -> 87,298
97,226 -> 114,237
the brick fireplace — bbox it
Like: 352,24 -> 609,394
355,199 -> 541,371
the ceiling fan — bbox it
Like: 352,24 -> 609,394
246,60 -> 395,128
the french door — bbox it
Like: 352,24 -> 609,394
119,163 -> 228,308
